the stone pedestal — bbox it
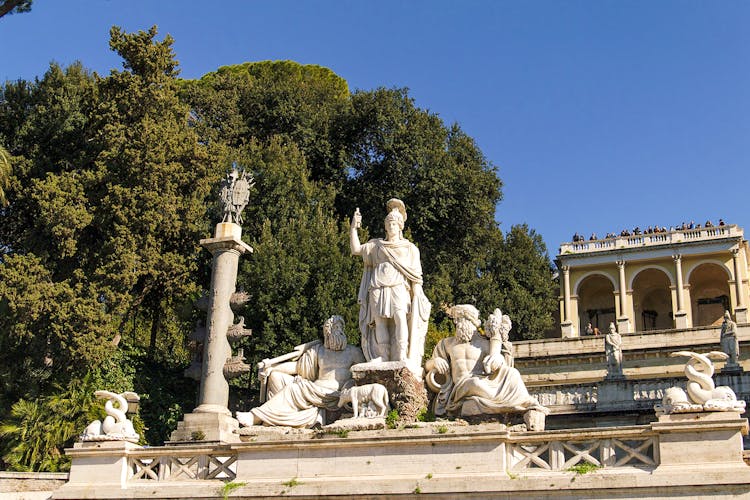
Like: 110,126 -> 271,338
596,377 -> 631,412
651,411 -> 748,469
674,311 -> 689,329
351,360 -> 428,423
169,412 -> 240,444
65,441 -> 141,487
736,307 -> 748,324
560,321 -> 575,338
616,316 -> 631,334
721,363 -> 744,375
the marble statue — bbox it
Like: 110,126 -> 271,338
425,304 -> 548,418
605,322 -> 623,377
337,383 -> 390,418
219,164 -> 254,225
81,391 -> 140,442
486,308 -> 514,368
237,315 -> 365,428
720,311 -> 740,367
350,198 -> 431,369
654,351 -> 746,415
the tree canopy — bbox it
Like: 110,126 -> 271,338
0,0 -> 32,19
0,26 -> 557,471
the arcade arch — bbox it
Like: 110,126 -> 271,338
576,274 -> 616,333
632,268 -> 673,331
688,262 -> 731,327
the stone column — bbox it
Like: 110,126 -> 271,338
672,254 -> 689,328
560,266 -> 575,337
170,222 -> 252,443
732,249 -> 748,323
616,260 -> 631,333
195,228 -> 252,414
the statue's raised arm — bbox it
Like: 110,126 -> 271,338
350,207 -> 363,255
350,198 -> 431,373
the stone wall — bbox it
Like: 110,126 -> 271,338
0,472 -> 68,499
515,323 -> 749,385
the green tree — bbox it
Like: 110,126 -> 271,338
88,26 -> 218,358
0,0 -> 31,19
238,138 -> 360,385
180,61 -> 351,186
0,27 -> 216,464
494,224 -> 557,339
0,253 -> 115,406
0,144 -> 9,206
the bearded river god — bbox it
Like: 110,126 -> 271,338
350,199 -> 431,372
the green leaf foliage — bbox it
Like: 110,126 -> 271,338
0,26 -> 559,471
237,138 -> 360,381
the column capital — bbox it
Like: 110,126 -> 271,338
672,253 -> 682,262
731,248 -> 740,257
615,259 -> 625,268
561,265 -> 570,274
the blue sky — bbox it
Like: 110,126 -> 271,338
1,1 -> 748,255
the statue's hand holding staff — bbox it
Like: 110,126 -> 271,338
352,208 -> 362,229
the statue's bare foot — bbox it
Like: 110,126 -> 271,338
236,411 -> 261,427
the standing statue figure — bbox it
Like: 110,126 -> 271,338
219,164 -> 254,225
720,310 -> 740,367
485,308 -> 514,368
236,315 -> 365,428
605,322 -> 623,377
350,199 -> 431,369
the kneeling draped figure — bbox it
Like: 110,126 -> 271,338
426,305 -> 547,417
237,316 -> 365,428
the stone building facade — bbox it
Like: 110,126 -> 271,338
556,224 -> 749,338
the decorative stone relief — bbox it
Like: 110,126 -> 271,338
654,351 -> 746,415
81,391 -> 140,442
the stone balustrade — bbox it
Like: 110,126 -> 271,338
127,448 -> 237,482
55,413 -> 750,499
559,224 -> 742,255
507,426 -> 657,470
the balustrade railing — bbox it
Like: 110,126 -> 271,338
128,451 -> 237,482
507,428 -> 657,471
559,225 -> 740,255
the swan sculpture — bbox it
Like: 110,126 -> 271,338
655,351 -> 745,415
81,390 -> 140,442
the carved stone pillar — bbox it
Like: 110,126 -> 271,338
170,223 -> 253,444
732,249 -> 748,323
672,254 -> 689,328
170,166 -> 255,444
616,260 -> 631,333
195,229 -> 252,414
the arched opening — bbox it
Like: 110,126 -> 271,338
577,274 -> 616,335
632,268 -> 673,331
689,263 -> 731,327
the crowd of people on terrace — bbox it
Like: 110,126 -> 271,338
571,219 -> 725,243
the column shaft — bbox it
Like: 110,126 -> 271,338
196,246 -> 241,414
733,250 -> 745,308
674,255 -> 684,312
562,266 -> 571,323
